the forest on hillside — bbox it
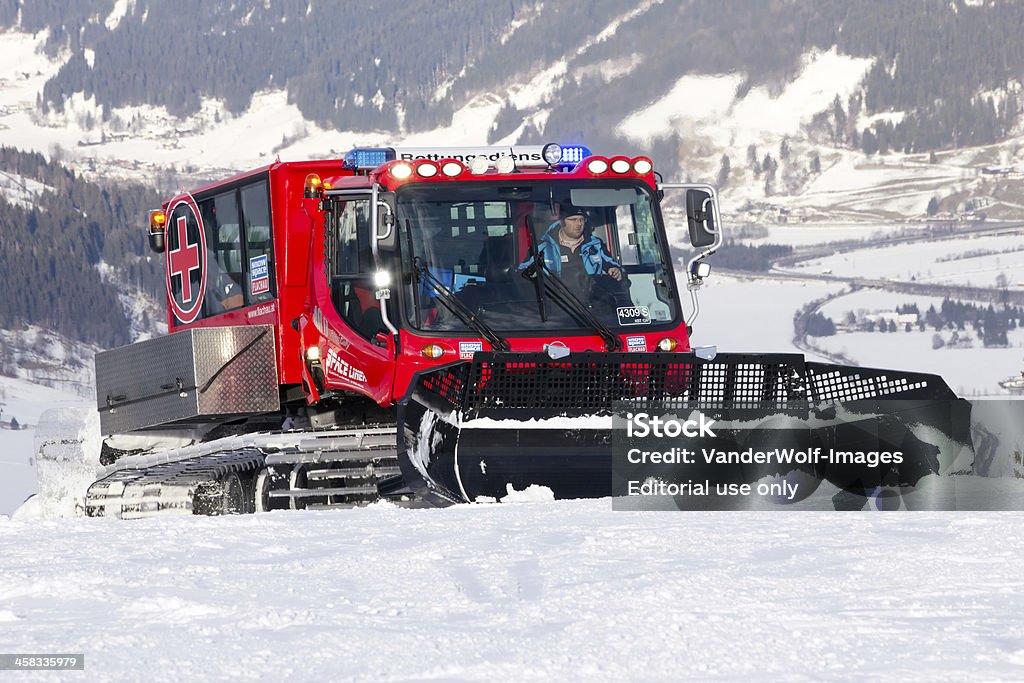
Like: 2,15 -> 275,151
0,147 -> 164,347
1,0 -> 1020,156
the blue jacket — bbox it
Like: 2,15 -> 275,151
519,224 -> 621,277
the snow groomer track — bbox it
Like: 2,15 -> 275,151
83,426 -> 399,519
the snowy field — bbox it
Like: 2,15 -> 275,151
0,376 -> 90,516
690,274 -> 840,358
789,232 -> 1024,287
813,288 -> 1024,396
4,502 -> 1024,681
730,221 -> 934,246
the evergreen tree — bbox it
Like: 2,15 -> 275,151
717,154 -> 731,188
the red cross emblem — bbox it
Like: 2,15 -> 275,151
169,215 -> 201,303
164,194 -> 207,325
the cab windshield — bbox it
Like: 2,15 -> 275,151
397,181 -> 678,334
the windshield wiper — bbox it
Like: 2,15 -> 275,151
520,216 -> 621,351
521,214 -> 548,322
409,255 -> 510,352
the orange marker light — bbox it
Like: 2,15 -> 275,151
304,173 -> 324,198
420,344 -> 445,359
149,210 -> 167,230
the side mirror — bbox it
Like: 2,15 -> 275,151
685,189 -> 717,248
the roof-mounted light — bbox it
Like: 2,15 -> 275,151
343,147 -> 396,170
148,209 -> 167,253
610,158 -> 631,174
304,173 -> 324,198
542,143 -> 563,167
586,158 -> 609,174
632,157 -> 653,174
441,160 -> 465,177
469,157 -> 490,175
495,156 -> 516,174
390,162 -> 414,180
415,161 -> 439,178
560,145 -> 591,165
344,144 -> 595,173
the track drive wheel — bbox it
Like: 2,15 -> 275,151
255,467 -> 286,513
288,465 -> 307,510
194,472 -> 247,516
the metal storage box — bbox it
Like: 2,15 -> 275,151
95,326 -> 280,435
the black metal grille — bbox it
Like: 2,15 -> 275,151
410,353 -> 958,421
418,363 -> 470,409
805,362 -> 955,402
460,352 -> 812,419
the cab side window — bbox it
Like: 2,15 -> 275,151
241,181 -> 275,303
331,199 -> 383,341
202,190 -> 244,315
337,199 -> 373,273
183,176 -> 275,323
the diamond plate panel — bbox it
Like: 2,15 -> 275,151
96,326 -> 280,435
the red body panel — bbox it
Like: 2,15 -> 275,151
166,160 -> 349,388
162,154 -> 692,410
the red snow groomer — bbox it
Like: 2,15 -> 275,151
88,144 -> 970,516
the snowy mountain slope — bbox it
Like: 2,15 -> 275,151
2,503 -> 1024,680
1,22 -> 1022,221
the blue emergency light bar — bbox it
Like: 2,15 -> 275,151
559,145 -> 590,164
343,148 -> 395,170
342,144 -> 593,171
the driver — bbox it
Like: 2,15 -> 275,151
519,202 -> 622,294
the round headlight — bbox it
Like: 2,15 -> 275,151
415,162 -> 438,178
390,162 -> 413,180
586,158 -> 609,174
441,161 -> 463,177
542,143 -> 563,166
632,158 -> 653,174
610,158 -> 631,174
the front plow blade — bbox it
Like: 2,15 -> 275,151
396,352 -> 973,507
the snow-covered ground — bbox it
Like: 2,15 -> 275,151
789,232 -> 1024,287
814,288 -> 1024,397
2,502 -> 1024,681
692,273 -> 839,358
731,221 -> 931,246
0,374 -> 91,516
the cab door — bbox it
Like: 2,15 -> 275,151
319,194 -> 397,405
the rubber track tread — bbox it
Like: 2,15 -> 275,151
85,425 -> 400,518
